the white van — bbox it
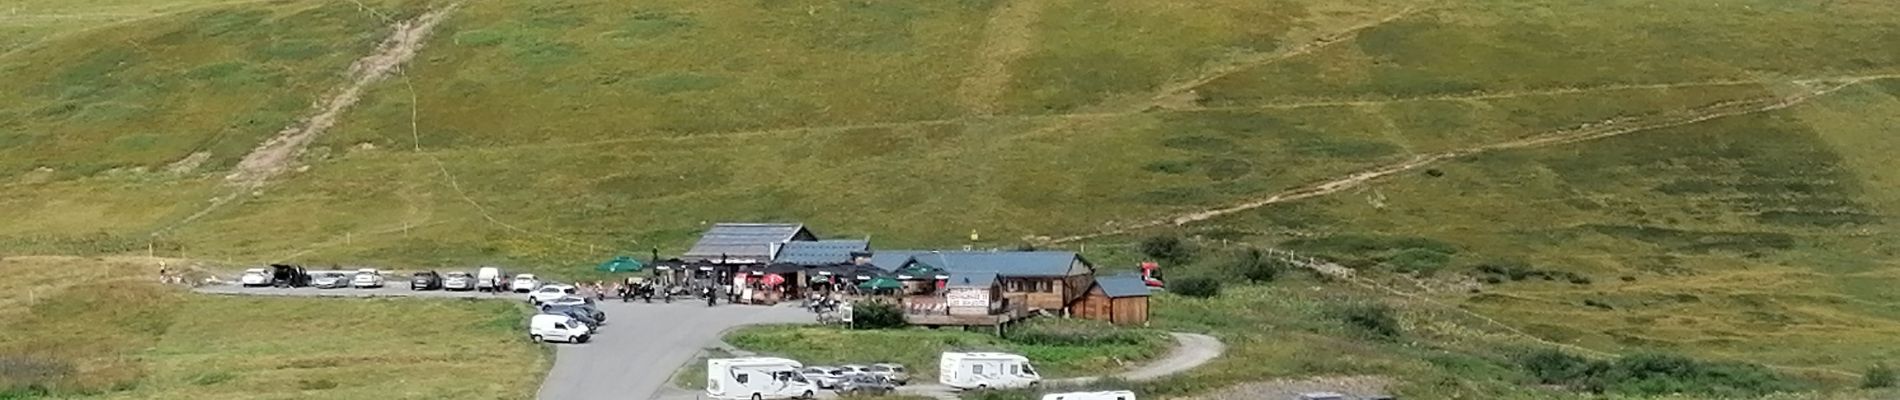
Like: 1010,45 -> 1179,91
706,357 -> 818,400
529,314 -> 591,343
939,352 -> 1040,390
477,266 -> 505,292
1043,391 -> 1136,400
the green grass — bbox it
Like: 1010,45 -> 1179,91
0,256 -> 549,399
3,0 -> 1900,397
722,322 -> 1168,380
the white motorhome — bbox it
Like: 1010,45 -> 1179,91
1042,391 -> 1136,400
706,357 -> 818,400
476,267 -> 505,292
529,314 -> 590,343
938,352 -> 1041,390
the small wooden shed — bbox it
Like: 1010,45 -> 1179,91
1072,275 -> 1151,325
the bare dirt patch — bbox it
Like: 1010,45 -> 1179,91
954,0 -> 1049,116
224,4 -> 460,188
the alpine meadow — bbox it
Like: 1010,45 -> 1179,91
3,0 -> 1900,398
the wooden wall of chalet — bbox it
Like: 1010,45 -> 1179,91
1072,286 -> 1149,325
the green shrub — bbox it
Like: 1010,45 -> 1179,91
852,301 -> 907,329
1387,248 -> 1452,274
1330,303 -> 1401,339
1514,350 -> 1807,397
1139,235 -> 1195,265
1229,247 -> 1282,283
1010,319 -> 1148,346
1170,277 -> 1221,298
1865,362 -> 1896,389
1517,349 -> 1593,384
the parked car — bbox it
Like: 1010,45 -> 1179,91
312,272 -> 351,289
239,268 -> 272,287
269,264 -> 310,287
351,269 -> 385,288
801,366 -> 845,389
530,314 -> 590,343
1295,393 -> 1347,400
443,271 -> 476,291
512,274 -> 541,293
541,295 -> 594,308
530,284 -> 578,305
833,374 -> 895,396
410,271 -> 442,290
477,267 -> 506,292
869,363 -> 909,385
540,306 -> 600,331
839,364 -> 872,377
541,302 -> 605,323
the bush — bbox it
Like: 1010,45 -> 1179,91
1330,303 -> 1401,339
1387,248 -> 1452,274
1865,362 -> 1896,389
1010,319 -> 1148,346
1139,235 -> 1195,266
1170,277 -> 1221,298
0,356 -> 73,393
1517,349 -> 1594,384
1514,350 -> 1808,397
1230,247 -> 1282,283
851,301 -> 907,329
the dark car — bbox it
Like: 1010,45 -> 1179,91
410,271 -> 442,290
541,303 -> 606,323
539,307 -> 600,331
269,264 -> 310,287
833,374 -> 895,396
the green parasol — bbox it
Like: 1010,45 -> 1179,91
595,256 -> 645,273
856,276 -> 901,290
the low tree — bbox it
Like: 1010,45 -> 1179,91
1866,362 -> 1896,389
1170,276 -> 1221,298
1231,247 -> 1282,283
1139,235 -> 1195,266
850,301 -> 906,329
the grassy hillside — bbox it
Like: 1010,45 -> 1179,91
3,0 -> 1900,397
0,257 -> 547,399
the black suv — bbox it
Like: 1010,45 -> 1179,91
410,271 -> 443,290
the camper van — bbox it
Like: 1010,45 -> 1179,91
1043,391 -> 1136,400
938,352 -> 1041,390
529,314 -> 591,343
477,267 -> 505,292
706,357 -> 818,400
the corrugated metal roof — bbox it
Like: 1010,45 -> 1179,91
908,251 -> 1086,277
774,240 -> 869,265
946,272 -> 997,288
1096,275 -> 1151,298
682,223 -> 809,262
868,250 -> 928,272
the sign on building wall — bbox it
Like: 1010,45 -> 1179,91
945,288 -> 988,308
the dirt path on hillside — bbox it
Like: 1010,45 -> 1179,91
1143,7 -> 1427,108
1045,75 -> 1892,244
954,0 -> 1048,116
148,4 -> 459,236
225,4 -> 458,187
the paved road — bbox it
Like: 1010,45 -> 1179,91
197,285 -> 815,400
196,286 -> 1225,400
887,332 -> 1227,399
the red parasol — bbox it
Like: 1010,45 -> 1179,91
760,274 -> 786,286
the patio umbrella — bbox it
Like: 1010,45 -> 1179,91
856,277 -> 900,291
596,256 -> 645,273
760,274 -> 787,286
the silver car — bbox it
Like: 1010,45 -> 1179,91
833,374 -> 895,396
800,366 -> 843,389
868,363 -> 909,385
443,271 -> 476,291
